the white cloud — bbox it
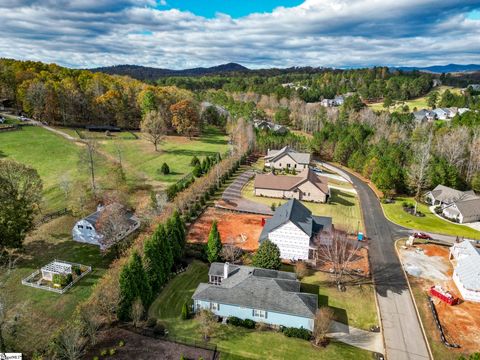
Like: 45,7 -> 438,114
0,0 -> 479,69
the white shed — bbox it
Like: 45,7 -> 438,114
41,260 -> 72,282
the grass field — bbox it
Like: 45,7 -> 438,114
381,197 -> 480,239
149,261 -> 374,360
0,126 -> 116,211
368,86 -> 462,112
241,180 -> 364,233
0,215 -> 113,354
100,126 -> 230,187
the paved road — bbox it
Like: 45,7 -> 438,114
329,164 -> 431,360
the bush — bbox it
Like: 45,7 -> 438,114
100,349 -> 107,357
191,156 -> 200,167
72,265 -> 82,276
281,326 -> 312,340
181,302 -> 189,320
52,273 -> 72,287
153,321 -> 166,336
228,316 -> 256,329
118,340 -> 125,347
193,164 -> 203,178
160,163 -> 170,175
271,203 -> 276,211
93,357 -> 99,360
109,349 -> 116,356
146,318 -> 157,328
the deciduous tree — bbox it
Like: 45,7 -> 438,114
313,307 -> 334,346
141,109 -> 168,151
170,99 -> 200,139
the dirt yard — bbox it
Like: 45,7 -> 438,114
316,246 -> 370,276
188,208 -> 269,251
84,328 -> 215,360
399,243 -> 480,353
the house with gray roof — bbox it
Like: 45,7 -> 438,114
425,185 -> 478,207
253,120 -> 288,135
413,109 -> 436,123
449,241 -> 480,302
72,204 -> 140,249
442,198 -> 480,224
260,199 -> 333,261
264,146 -> 311,170
193,262 -> 318,330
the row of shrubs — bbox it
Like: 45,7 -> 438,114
227,317 -> 312,341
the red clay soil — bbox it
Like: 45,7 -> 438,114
316,247 -> 370,276
414,244 -> 480,352
187,207 -> 270,251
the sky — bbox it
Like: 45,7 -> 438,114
0,0 -> 479,69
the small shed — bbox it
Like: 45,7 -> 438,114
41,260 -> 72,282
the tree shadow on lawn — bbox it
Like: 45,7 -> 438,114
162,148 -> 223,158
0,150 -> 7,158
329,192 -> 355,207
301,282 -> 349,327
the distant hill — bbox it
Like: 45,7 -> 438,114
90,62 -> 249,81
393,64 -> 480,74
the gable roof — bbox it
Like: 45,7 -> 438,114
83,203 -> 137,228
265,146 -> 311,165
254,168 -> 329,194
428,185 -> 478,204
452,198 -> 480,219
259,199 -> 332,241
193,263 -> 317,318
453,241 -> 480,291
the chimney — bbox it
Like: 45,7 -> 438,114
224,262 -> 230,279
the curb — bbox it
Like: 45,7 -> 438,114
394,239 -> 434,360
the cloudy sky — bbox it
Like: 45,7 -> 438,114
0,0 -> 479,69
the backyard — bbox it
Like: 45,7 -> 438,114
241,179 -> 364,233
148,261 -> 375,360
99,126 -> 230,187
0,215 -> 113,355
381,197 -> 480,239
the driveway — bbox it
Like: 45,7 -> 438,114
216,170 -> 273,215
327,163 -> 431,360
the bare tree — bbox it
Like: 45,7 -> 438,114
294,261 -> 309,279
467,129 -> 480,182
408,133 -> 432,201
96,203 -> 132,253
131,298 -> 144,328
435,127 -> 469,170
141,109 -> 168,151
220,237 -> 243,264
51,324 -> 86,360
315,230 -> 361,289
59,174 -> 71,203
313,307 -> 335,346
196,309 -> 216,341
78,304 -> 101,345
80,139 -> 98,192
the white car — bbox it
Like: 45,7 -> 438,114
18,115 -> 28,121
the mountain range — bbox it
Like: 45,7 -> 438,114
90,62 -> 480,81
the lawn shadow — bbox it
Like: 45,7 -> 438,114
301,280 -> 349,327
0,150 -> 7,158
329,191 -> 355,207
162,148 -> 223,158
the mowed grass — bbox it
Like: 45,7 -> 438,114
0,126 -> 82,210
301,270 -> 378,331
0,126 -> 116,211
149,261 -> 374,360
0,216 -> 113,354
381,197 -> 480,239
368,86 -> 462,112
242,180 -> 364,233
100,126 -> 229,186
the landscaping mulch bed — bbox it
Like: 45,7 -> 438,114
84,327 -> 215,360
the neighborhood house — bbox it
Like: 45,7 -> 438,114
425,185 -> 480,223
449,241 -> 480,302
253,120 -> 288,135
193,262 -> 318,330
254,167 -> 330,203
264,146 -> 311,170
259,199 -> 333,261
72,204 -> 140,249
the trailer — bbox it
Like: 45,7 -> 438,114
429,285 -> 459,305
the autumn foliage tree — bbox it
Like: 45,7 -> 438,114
141,109 -> 168,151
170,99 -> 200,138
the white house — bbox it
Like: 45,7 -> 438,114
442,198 -> 480,224
259,199 -> 333,261
264,146 -> 311,170
425,185 -> 477,207
72,204 -> 140,249
449,241 -> 480,302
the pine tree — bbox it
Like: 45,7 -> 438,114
181,302 -> 189,320
193,164 -> 202,177
206,220 -> 222,263
190,155 -> 200,167
166,217 -> 182,264
144,230 -> 163,291
157,224 -> 174,284
252,240 -> 282,270
118,261 -> 134,321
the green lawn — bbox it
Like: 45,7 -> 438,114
0,215 -> 113,354
149,261 -> 374,360
0,126 -> 116,211
242,180 -> 364,233
100,126 -> 230,187
381,197 -> 480,239
368,86 -> 462,112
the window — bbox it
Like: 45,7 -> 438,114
210,302 -> 220,311
77,225 -> 84,229
86,226 -> 92,230
253,309 -> 267,318
287,163 -> 290,168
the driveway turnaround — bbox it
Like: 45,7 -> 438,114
329,164 -> 431,360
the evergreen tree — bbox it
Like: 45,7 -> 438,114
157,224 -> 174,282
193,164 -> 202,177
118,261 -> 134,321
160,162 -> 170,175
144,231 -> 163,291
206,220 -> 222,263
252,240 -> 282,270
166,217 -> 183,264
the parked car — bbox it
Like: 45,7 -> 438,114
0,116 -> 5,124
18,115 -> 28,121
413,232 -> 432,240
312,167 -> 323,174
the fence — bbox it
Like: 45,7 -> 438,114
427,296 -> 460,348
21,259 -> 92,294
35,208 -> 70,226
